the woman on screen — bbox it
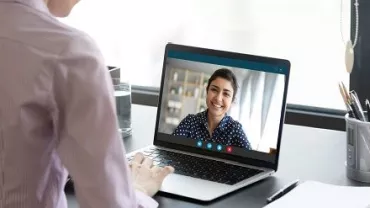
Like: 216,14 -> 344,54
172,68 -> 252,150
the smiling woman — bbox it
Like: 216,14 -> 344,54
172,68 -> 252,150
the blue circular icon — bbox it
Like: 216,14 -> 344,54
197,140 -> 202,147
217,144 -> 222,151
207,143 -> 212,149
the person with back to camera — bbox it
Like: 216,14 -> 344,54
0,0 -> 174,207
172,68 -> 252,150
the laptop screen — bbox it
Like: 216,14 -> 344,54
155,44 -> 290,166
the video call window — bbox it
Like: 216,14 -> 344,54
158,54 -> 286,154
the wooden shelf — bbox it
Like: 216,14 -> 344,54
164,68 -> 212,126
169,81 -> 185,85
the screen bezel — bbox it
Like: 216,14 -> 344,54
153,43 -> 291,171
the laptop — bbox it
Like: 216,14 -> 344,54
126,43 -> 290,201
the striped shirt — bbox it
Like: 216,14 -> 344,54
0,0 -> 157,207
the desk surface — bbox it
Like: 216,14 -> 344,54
66,104 -> 368,208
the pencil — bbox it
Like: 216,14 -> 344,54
339,83 -> 351,109
366,99 -> 370,121
340,81 -> 350,102
338,83 -> 348,105
338,82 -> 355,118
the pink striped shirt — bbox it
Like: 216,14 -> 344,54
0,0 -> 157,207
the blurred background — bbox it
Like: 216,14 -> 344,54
158,58 -> 285,153
59,0 -> 351,112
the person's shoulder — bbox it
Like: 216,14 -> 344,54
182,113 -> 197,121
29,13 -> 101,59
194,110 -> 208,120
226,116 -> 240,125
50,22 -> 105,72
46,23 -> 105,79
180,112 -> 204,123
226,116 -> 244,130
1,6 -> 97,57
56,25 -> 101,59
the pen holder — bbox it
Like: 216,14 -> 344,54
345,113 -> 370,183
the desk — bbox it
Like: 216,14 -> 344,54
66,104 -> 368,208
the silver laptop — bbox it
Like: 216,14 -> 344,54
127,43 -> 291,201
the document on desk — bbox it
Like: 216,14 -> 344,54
264,181 -> 370,208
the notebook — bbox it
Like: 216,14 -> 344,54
264,181 -> 370,208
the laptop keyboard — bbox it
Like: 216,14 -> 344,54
127,147 -> 263,185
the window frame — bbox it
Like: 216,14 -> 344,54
350,0 -> 369,124
131,86 -> 347,131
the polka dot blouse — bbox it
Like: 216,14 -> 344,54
172,110 -> 252,150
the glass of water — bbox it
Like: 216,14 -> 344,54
113,78 -> 132,138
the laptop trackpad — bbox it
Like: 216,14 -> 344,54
159,173 -> 232,201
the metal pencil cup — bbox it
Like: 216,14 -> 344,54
345,113 -> 370,183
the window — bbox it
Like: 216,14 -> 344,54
60,0 -> 353,111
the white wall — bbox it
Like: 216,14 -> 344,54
60,0 -> 351,110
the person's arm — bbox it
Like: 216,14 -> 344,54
172,115 -> 190,137
52,34 -> 157,208
235,123 -> 252,150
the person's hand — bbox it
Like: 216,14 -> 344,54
129,152 -> 174,197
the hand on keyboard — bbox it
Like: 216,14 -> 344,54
129,152 -> 174,197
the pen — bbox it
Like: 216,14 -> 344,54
345,104 -> 355,118
338,82 -> 355,118
366,99 -> 370,122
349,101 -> 360,120
266,179 -> 300,204
340,81 -> 350,100
349,91 -> 366,121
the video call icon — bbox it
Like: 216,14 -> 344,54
196,141 -> 225,152
226,146 -> 233,153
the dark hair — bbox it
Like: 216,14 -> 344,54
206,68 -> 238,101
